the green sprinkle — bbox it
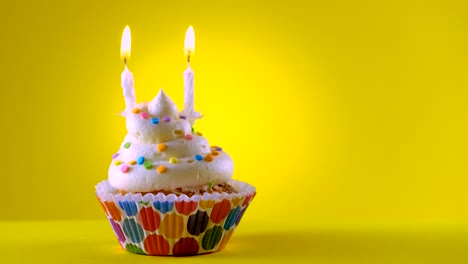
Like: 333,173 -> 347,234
208,181 -> 215,191
144,161 -> 153,169
191,127 -> 195,132
124,142 -> 131,149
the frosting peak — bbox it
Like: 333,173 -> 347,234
148,89 -> 178,117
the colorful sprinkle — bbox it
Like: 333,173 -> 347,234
137,156 -> 145,165
144,161 -> 153,169
129,160 -> 137,165
157,165 -> 167,173
191,127 -> 195,132
112,153 -> 119,159
179,115 -> 187,120
195,155 -> 203,161
196,131 -> 203,136
140,112 -> 149,119
211,151 -> 220,156
157,143 -> 167,152
163,116 -> 171,122
185,134 -> 193,140
151,118 -> 160,124
121,165 -> 129,173
169,157 -> 178,164
173,130 -> 183,135
131,108 -> 140,114
215,147 -> 223,151
208,180 -> 215,191
204,154 -> 214,162
114,160 -> 122,166
123,142 -> 131,149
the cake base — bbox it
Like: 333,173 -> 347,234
95,179 -> 256,255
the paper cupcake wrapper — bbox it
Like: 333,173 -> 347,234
95,179 -> 256,256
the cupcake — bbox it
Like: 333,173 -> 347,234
95,89 -> 256,256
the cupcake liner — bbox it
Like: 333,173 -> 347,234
96,179 -> 256,256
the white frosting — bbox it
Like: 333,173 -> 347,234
109,89 -> 234,192
147,89 -> 178,117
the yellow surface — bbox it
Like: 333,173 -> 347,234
1,0 -> 468,231
1,220 -> 468,264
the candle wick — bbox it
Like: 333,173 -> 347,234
187,51 -> 191,63
124,57 -> 127,66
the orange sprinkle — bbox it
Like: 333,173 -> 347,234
157,165 -> 167,173
204,154 -> 214,162
211,151 -> 220,156
131,108 -> 140,114
157,143 -> 167,152
129,160 -> 137,165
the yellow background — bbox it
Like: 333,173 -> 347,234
1,0 -> 468,262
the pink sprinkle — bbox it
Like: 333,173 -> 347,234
112,153 -> 119,159
121,165 -> 129,173
163,116 -> 171,122
140,112 -> 149,119
185,134 -> 193,140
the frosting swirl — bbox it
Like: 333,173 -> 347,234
108,89 -> 234,192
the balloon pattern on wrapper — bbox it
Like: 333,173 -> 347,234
97,192 -> 255,255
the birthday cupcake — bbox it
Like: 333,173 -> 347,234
95,88 -> 256,256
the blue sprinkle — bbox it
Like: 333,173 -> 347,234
137,156 -> 145,165
151,118 -> 160,124
195,155 -> 203,161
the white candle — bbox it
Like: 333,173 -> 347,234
183,26 -> 195,117
120,25 -> 135,112
121,65 -> 135,111
183,64 -> 194,115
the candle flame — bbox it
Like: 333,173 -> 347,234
120,25 -> 131,60
184,25 -> 195,57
